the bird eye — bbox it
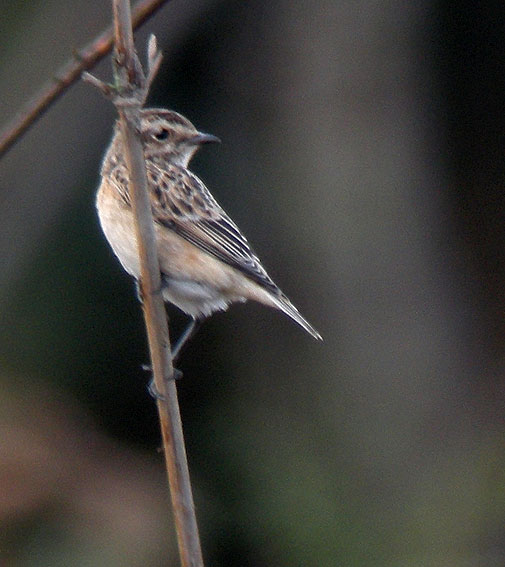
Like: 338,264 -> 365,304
155,128 -> 169,140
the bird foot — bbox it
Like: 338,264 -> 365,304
146,367 -> 183,400
135,280 -> 163,304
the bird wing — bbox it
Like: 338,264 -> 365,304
147,163 -> 280,296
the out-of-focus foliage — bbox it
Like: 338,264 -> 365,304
1,1 -> 505,565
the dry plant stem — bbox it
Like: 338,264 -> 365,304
119,114 -> 204,567
0,0 -> 171,159
113,1 -> 204,566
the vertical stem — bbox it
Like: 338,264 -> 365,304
112,1 -> 204,565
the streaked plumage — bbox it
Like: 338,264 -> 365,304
96,108 -> 321,340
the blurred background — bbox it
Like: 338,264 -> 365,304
1,1 -> 505,565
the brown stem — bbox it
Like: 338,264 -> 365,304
112,1 -> 204,566
0,0 -> 171,159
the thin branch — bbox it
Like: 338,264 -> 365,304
0,0 -> 171,159
145,35 -> 164,95
93,1 -> 204,566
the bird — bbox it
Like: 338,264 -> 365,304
96,108 -> 322,360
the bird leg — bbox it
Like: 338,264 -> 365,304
171,317 -> 203,362
146,317 -> 202,399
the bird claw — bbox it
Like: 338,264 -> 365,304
135,280 -> 144,304
135,280 -> 163,304
147,368 -> 183,400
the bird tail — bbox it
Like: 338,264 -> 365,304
270,293 -> 322,340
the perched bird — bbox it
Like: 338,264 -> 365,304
96,108 -> 321,358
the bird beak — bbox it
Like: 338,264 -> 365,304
189,132 -> 221,145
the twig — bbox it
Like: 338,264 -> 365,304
86,1 -> 205,566
0,0 -> 171,159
